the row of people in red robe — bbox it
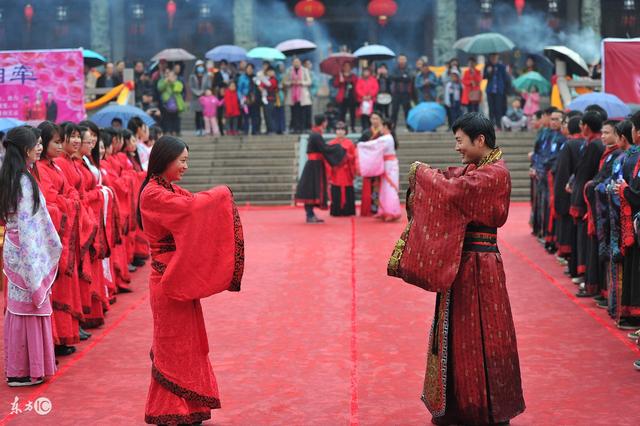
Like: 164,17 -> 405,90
32,119 -> 154,354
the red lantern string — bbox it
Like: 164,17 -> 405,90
166,0 -> 177,30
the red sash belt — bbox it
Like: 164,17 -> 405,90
307,153 -> 322,160
383,154 -> 397,161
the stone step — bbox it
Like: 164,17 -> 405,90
183,166 -> 295,176
188,158 -> 294,168
187,150 -> 297,159
181,174 -> 297,185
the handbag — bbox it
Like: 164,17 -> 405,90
165,96 -> 178,113
376,93 -> 392,105
468,89 -> 482,103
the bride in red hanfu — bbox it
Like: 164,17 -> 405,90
138,136 -> 244,425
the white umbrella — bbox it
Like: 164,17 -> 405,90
543,46 -> 590,77
275,39 -> 317,56
151,48 -> 196,62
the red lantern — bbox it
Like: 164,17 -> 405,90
368,0 -> 398,26
294,0 -> 325,25
166,0 -> 177,30
24,4 -> 34,31
514,0 -> 525,16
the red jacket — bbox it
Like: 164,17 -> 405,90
224,89 -> 241,117
461,67 -> 483,105
333,73 -> 358,103
355,77 -> 379,102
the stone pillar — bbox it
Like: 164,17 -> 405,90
433,0 -> 457,65
581,0 -> 601,39
233,0 -> 257,49
90,0 -> 111,59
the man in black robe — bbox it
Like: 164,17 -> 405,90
295,115 -> 345,223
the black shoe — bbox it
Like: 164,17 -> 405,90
7,376 -> 43,387
596,299 -> 608,309
79,328 -> 91,341
118,287 -> 133,294
593,295 -> 606,302
132,257 -> 146,267
306,216 -> 325,224
55,345 -> 76,356
618,319 -> 640,330
576,289 -> 595,297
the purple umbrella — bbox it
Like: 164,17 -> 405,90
275,39 -> 317,56
205,45 -> 247,63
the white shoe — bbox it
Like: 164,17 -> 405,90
572,276 -> 585,284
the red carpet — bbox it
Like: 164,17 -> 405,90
1,202 -> 639,425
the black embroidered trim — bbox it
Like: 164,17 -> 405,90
152,174 -> 174,192
151,259 -> 167,274
229,199 -> 244,292
154,234 -> 176,254
149,351 -> 221,409
52,301 -> 83,321
144,411 -> 211,425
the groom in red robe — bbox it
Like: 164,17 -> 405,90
388,113 -> 525,425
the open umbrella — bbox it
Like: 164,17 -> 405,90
247,47 -> 286,61
205,45 -> 247,63
462,33 -> 515,54
452,36 -> 473,51
90,105 -> 156,128
543,46 -> 590,77
83,49 -> 106,68
320,53 -> 358,76
567,92 -> 631,119
0,118 -> 25,133
151,48 -> 196,62
513,71 -> 551,95
276,39 -> 317,56
353,44 -> 396,61
407,102 -> 447,132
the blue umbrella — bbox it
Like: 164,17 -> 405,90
206,45 -> 247,63
407,102 -> 447,132
353,44 -> 396,61
0,118 -> 25,133
90,105 -> 156,128
567,92 -> 631,119
247,47 -> 286,61
83,49 -> 107,67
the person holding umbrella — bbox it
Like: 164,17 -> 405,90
462,56 -> 483,113
157,69 -> 185,136
333,62 -> 359,134
375,64 -> 392,118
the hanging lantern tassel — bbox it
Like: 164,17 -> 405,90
24,4 -> 34,32
166,0 -> 177,30
368,0 -> 398,26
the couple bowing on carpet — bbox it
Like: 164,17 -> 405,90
139,113 -> 523,425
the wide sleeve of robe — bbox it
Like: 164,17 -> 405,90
388,159 -> 511,292
140,181 -> 244,301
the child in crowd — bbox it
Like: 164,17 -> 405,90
199,88 -> 224,137
224,82 -> 241,136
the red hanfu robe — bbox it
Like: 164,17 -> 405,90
329,136 -> 356,216
104,155 -> 132,288
140,176 -> 244,425
55,154 -> 98,316
36,159 -> 83,345
388,152 -> 525,425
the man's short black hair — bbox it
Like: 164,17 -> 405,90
314,114 -> 327,127
602,119 -> 620,128
584,104 -> 608,121
451,112 -> 496,149
544,107 -> 559,115
111,117 -> 123,125
630,110 -> 640,131
534,110 -> 544,119
567,116 -> 582,135
581,110 -> 603,133
566,110 -> 583,119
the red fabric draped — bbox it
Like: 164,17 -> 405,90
328,137 -> 356,208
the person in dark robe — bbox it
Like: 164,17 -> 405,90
612,114 -> 640,334
529,109 -> 551,238
388,112 -> 525,425
554,113 -> 584,277
328,121 -> 356,216
570,110 -> 604,289
359,111 -> 384,216
295,115 -> 346,223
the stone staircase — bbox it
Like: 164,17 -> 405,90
179,131 -> 535,205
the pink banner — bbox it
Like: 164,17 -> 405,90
602,39 -> 640,105
0,49 -> 85,123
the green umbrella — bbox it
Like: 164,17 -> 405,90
462,33 -> 515,54
513,71 -> 551,95
247,47 -> 286,61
